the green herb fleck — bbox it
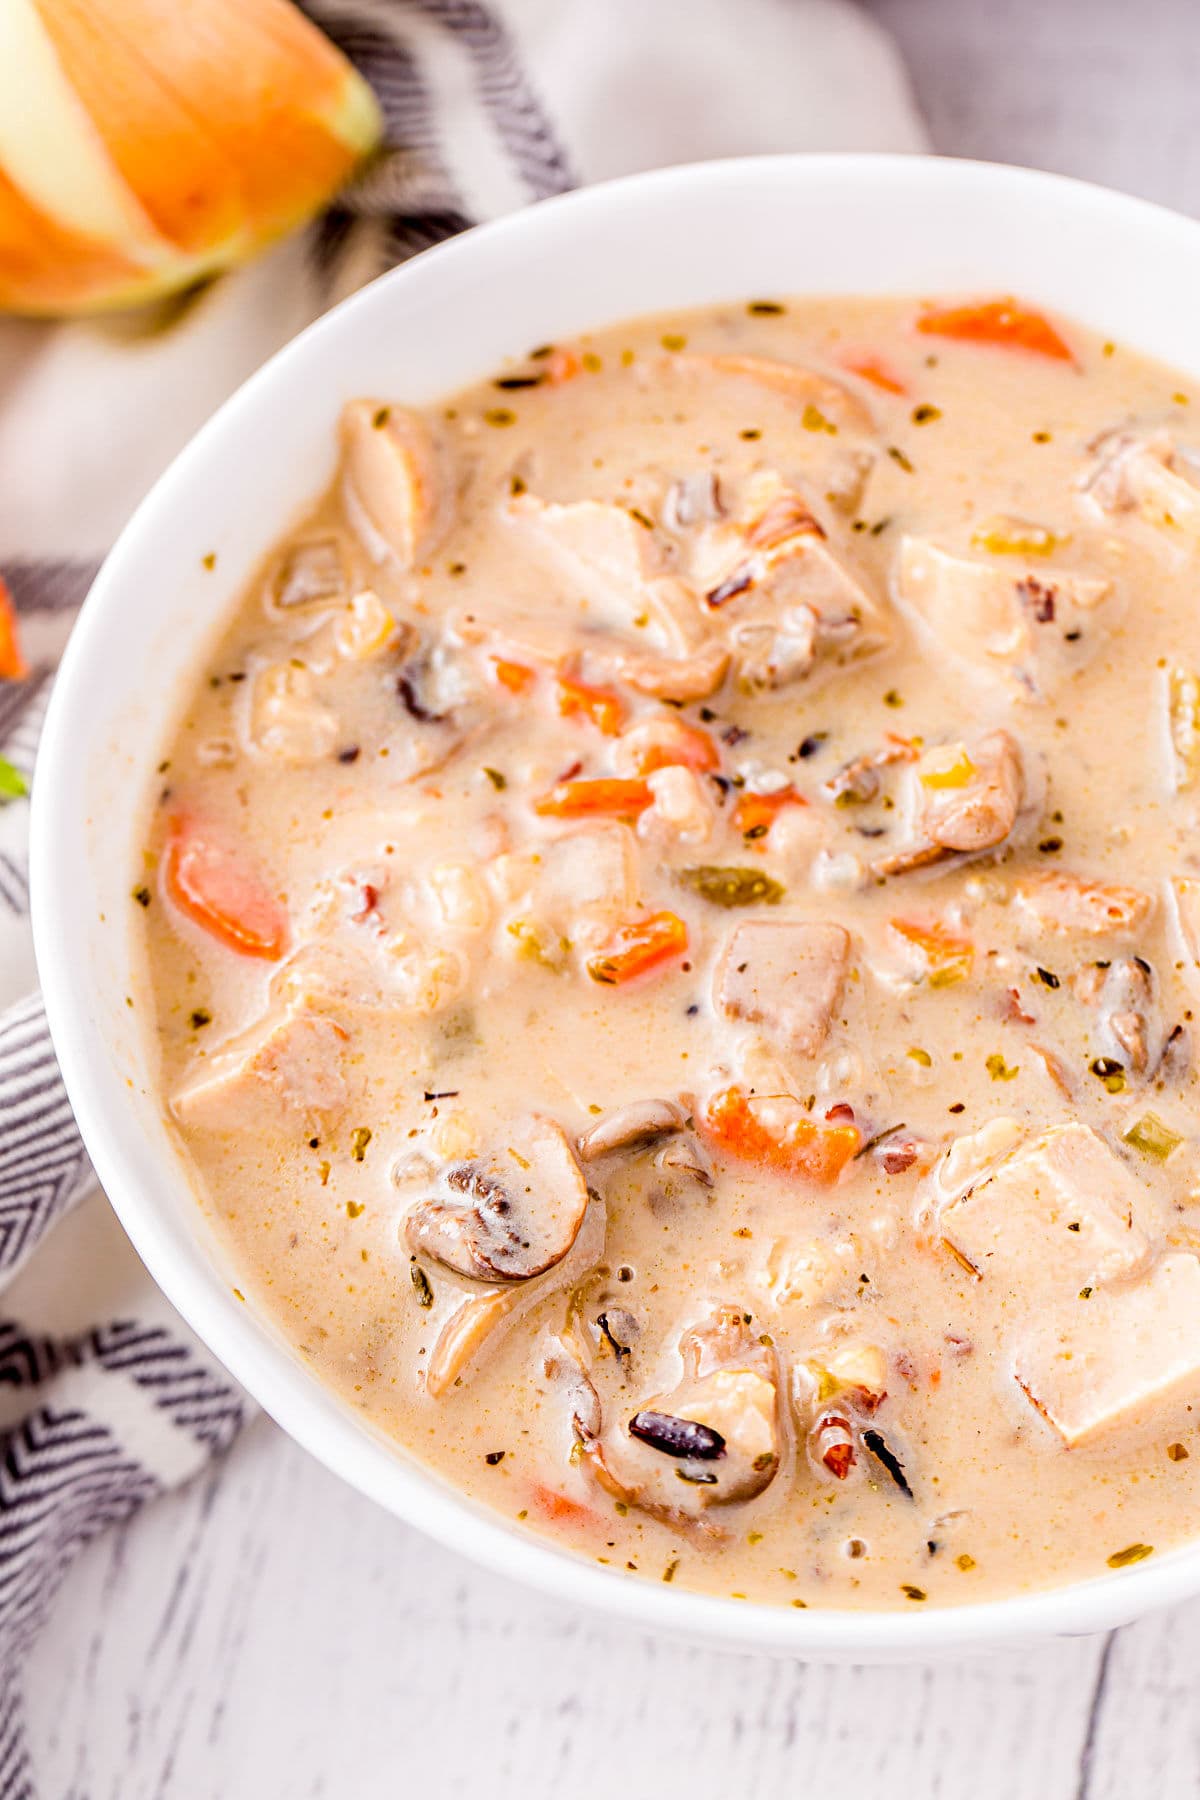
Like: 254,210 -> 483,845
662,1557 -> 680,1582
1090,1056 -> 1126,1093
350,1126 -> 372,1162
483,766 -> 507,790
887,445 -> 914,472
661,333 -> 687,352
802,403 -> 837,435
483,407 -> 516,427
201,552 -> 216,571
410,1261 -> 434,1308
911,404 -> 942,425
901,1584 -> 927,1601
346,1200 -> 364,1219
1169,1442 -> 1190,1462
1107,1543 -> 1153,1568
676,866 -> 785,908
372,406 -> 391,429
189,1008 -> 211,1029
986,1053 -> 1019,1082
132,885 -> 151,908
747,300 -> 785,315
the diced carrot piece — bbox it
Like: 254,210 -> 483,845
0,578 -> 27,680
734,786 -> 806,837
535,777 -> 652,820
492,656 -> 536,695
587,911 -> 688,985
889,917 -> 973,987
838,351 -> 908,396
162,815 -> 289,960
916,298 -> 1075,363
627,719 -> 721,776
527,1482 -> 598,1526
557,674 -> 625,737
701,1085 -> 860,1184
543,346 -> 582,385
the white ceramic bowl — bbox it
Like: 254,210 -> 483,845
32,153 -> 1200,1659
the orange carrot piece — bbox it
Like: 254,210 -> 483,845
527,1482 -> 598,1526
534,777 -> 652,820
492,656 -> 536,695
557,674 -> 625,737
163,815 -> 289,960
0,578 -> 27,680
838,351 -> 908,396
734,786 -> 806,837
587,911 -> 688,985
701,1085 -> 860,1184
889,917 -> 973,986
916,297 -> 1074,363
628,719 -> 721,776
543,346 -> 582,385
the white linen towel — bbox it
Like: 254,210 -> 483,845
0,5 -> 924,1792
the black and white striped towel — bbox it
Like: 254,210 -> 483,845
0,4 -> 923,1791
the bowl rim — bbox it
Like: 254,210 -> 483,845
32,150 -> 1200,1656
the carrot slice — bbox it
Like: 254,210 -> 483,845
492,656 -> 536,695
838,351 -> 908,396
587,911 -> 688,985
0,579 -> 28,680
627,719 -> 721,776
734,786 -> 806,838
889,917 -> 973,987
534,777 -> 652,820
916,298 -> 1074,363
527,1482 -> 598,1526
163,815 -> 289,960
701,1085 -> 860,1184
557,674 -> 625,737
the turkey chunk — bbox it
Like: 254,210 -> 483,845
714,920 -> 850,1057
939,1122 -> 1152,1290
172,1006 -> 349,1130
1014,871 -> 1154,939
696,473 -> 892,690
874,731 -> 1024,876
340,401 -> 445,569
1015,1254 -> 1200,1447
1080,430 -> 1200,545
505,494 -> 696,651
893,536 -> 1113,701
492,823 -> 638,960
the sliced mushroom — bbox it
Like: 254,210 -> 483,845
340,400 -> 445,569
405,1115 -> 589,1281
574,1305 -> 782,1526
578,1098 -> 688,1161
893,535 -> 1114,701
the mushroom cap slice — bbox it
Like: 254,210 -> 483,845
405,1115 -> 589,1282
577,1098 -> 687,1161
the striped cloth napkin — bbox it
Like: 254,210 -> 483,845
0,3 -> 924,1791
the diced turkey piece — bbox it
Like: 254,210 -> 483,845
714,920 -> 850,1057
892,536 -> 1113,701
1014,871 -> 1154,938
1015,1253 -> 1200,1447
612,637 -> 730,702
505,494 -> 697,651
939,1122 -> 1153,1290
171,1006 -> 349,1130
873,731 -> 1024,877
1080,430 -> 1200,544
247,661 -> 339,765
492,823 -> 638,958
339,400 -> 444,569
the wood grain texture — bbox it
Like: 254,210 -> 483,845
24,2 -> 1200,1791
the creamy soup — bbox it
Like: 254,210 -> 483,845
138,294 -> 1200,1609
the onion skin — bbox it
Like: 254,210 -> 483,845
0,0 -> 382,315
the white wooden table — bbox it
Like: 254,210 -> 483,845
26,2 -> 1200,1791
